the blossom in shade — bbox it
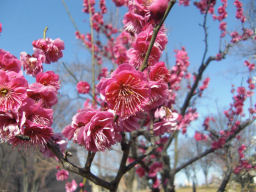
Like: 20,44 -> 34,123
65,180 -> 77,192
41,133 -> 67,157
149,62 -> 170,82
56,169 -> 69,181
0,70 -> 28,112
10,124 -> 53,147
27,83 -> 58,108
98,64 -> 150,119
77,111 -> 121,152
115,114 -> 141,132
0,49 -> 21,73
9,98 -> 53,146
20,52 -> 45,76
148,162 -> 163,178
194,131 -> 208,141
0,111 -> 20,143
77,81 -> 90,94
32,38 -> 64,64
136,166 -> 145,177
36,71 -> 60,91
62,109 -> 96,142
154,107 -> 180,135
146,81 -> 169,110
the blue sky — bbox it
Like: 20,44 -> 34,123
0,0 -> 248,109
0,0 -> 253,186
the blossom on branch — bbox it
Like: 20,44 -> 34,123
98,64 -> 150,119
32,38 -> 64,64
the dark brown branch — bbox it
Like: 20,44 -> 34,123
175,119 -> 255,173
47,140 -> 111,190
84,152 -> 96,171
124,146 -> 156,173
110,137 -> 131,192
217,168 -> 232,192
139,0 -> 176,71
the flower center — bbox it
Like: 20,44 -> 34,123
0,88 -> 8,96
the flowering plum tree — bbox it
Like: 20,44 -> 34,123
0,0 -> 256,192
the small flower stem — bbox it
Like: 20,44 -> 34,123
43,26 -> 48,39
139,0 -> 176,72
88,0 -> 96,106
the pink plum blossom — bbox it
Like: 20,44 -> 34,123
65,180 -> 77,192
56,169 -> 69,181
149,0 -> 169,21
63,109 -> 120,152
32,38 -> 64,64
77,111 -> 121,152
0,49 -> 21,73
77,81 -> 90,94
0,70 -> 28,112
20,52 -> 45,76
36,71 -> 60,90
112,0 -> 126,7
98,64 -> 150,119
154,107 -> 180,135
0,111 -> 20,143
27,83 -> 58,108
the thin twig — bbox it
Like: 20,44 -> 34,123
88,0 -> 96,106
139,0 -> 176,71
174,118 -> 255,173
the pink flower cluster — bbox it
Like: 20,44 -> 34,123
62,109 -> 121,152
234,0 -> 246,23
0,35 -> 64,150
20,38 -> 64,77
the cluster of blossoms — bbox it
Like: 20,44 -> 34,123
62,0 -> 182,153
233,144 -> 256,175
0,34 -> 65,152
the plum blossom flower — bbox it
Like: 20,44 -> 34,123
0,23 -> 2,33
32,38 -> 64,64
128,24 -> 167,69
194,131 -> 208,141
36,71 -> 60,91
115,114 -> 141,132
63,110 -> 120,152
77,81 -> 90,94
77,111 -> 121,152
112,0 -> 126,7
149,0 -> 169,21
41,133 -> 67,157
65,180 -> 77,192
0,49 -> 21,73
20,52 -> 45,76
56,169 -> 69,181
146,81 -> 169,110
0,111 -> 20,143
62,109 -> 96,142
149,62 -> 171,82
98,64 -> 150,119
153,107 -> 180,135
10,98 -> 54,147
148,162 -> 163,178
27,83 -> 58,108
0,70 -> 28,112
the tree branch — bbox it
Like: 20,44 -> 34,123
175,118 -> 255,173
139,0 -> 176,71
